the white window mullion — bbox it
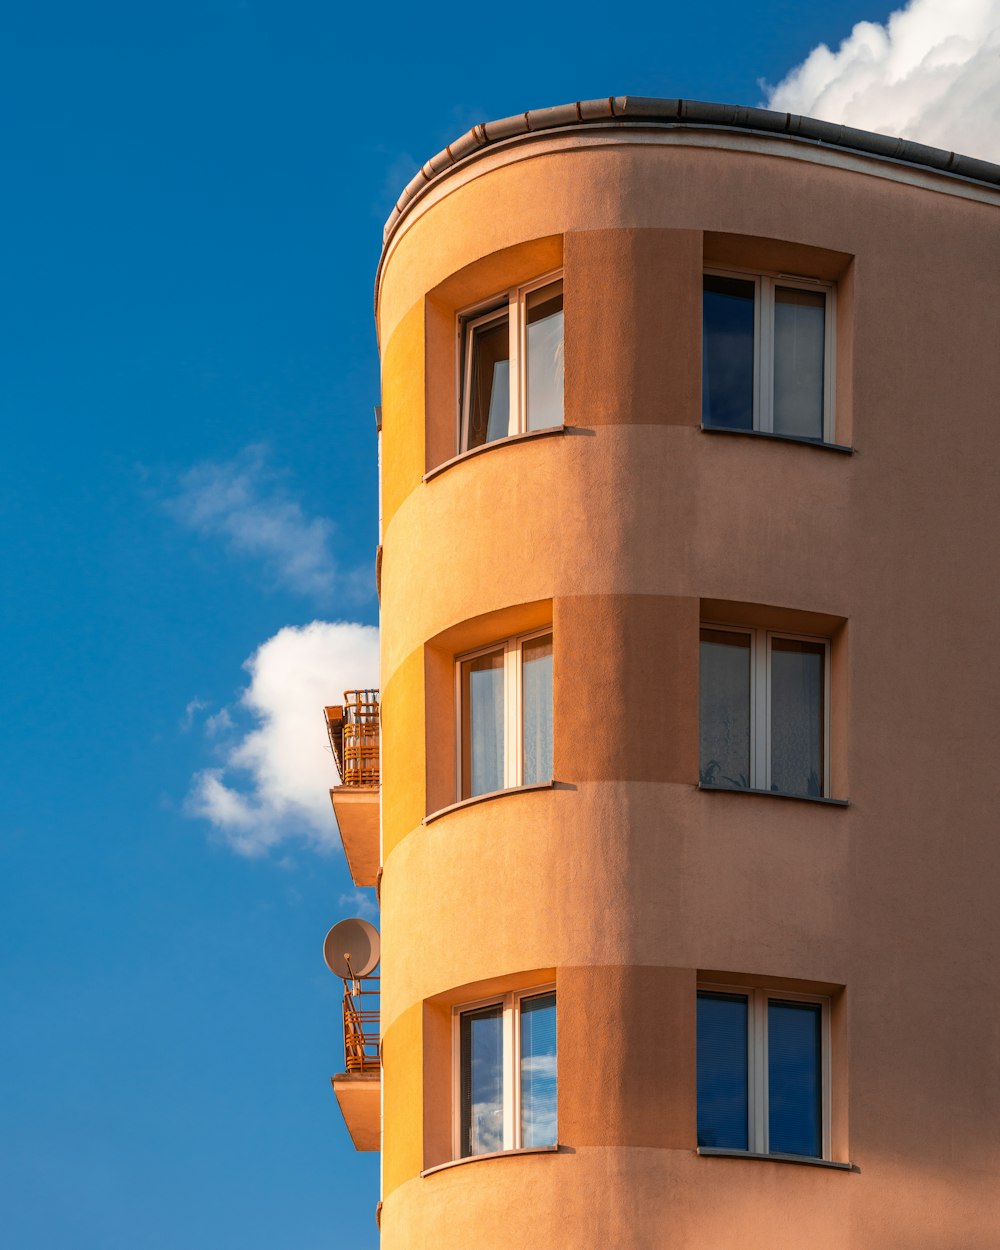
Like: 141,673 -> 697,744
459,320 -> 474,451
509,291 -> 523,437
754,990 -> 768,1154
505,639 -> 521,787
502,996 -> 516,1151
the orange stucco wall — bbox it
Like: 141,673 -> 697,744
374,128 -> 1000,1247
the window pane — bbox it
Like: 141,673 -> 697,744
525,282 -> 564,430
767,1000 -> 822,1157
697,992 -> 749,1150
702,276 -> 755,430
520,992 -> 557,1147
466,314 -> 510,448
521,633 -> 553,785
461,649 -> 505,798
769,637 -> 825,797
700,629 -> 751,789
460,1005 -> 504,1157
773,287 -> 826,440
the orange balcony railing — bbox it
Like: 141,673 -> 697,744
343,978 -> 380,1074
325,690 -> 380,787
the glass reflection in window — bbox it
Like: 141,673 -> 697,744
525,281 -> 564,430
466,313 -> 511,449
519,992 -> 557,1148
521,632 -> 553,786
459,1004 -> 504,1157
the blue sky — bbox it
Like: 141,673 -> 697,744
9,0 -> 978,1245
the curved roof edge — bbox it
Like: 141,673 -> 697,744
382,96 -> 1000,249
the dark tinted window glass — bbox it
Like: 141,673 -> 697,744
700,629 -> 751,789
768,999 -> 822,1157
702,276 -> 755,430
697,991 -> 749,1150
770,637 -> 825,796
465,314 -> 510,448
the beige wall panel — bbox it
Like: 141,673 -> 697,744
381,1003 -> 422,1198
380,299 -> 425,530
558,964 -> 695,1149
378,780 -> 852,1031
380,424 -> 854,686
554,593 -> 698,784
382,1143 -> 1000,1249
380,647 -> 425,859
564,227 -> 701,427
380,1146 -> 857,1250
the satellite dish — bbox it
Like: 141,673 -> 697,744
323,917 -> 380,979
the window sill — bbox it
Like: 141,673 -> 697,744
424,780 -> 556,826
698,783 -> 848,807
698,1147 -> 858,1172
423,424 -> 567,482
700,424 -> 855,455
421,1144 -> 560,1178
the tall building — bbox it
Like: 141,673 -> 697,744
330,97 -> 1000,1247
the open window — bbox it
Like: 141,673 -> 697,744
459,274 -> 564,451
702,269 -> 835,443
454,986 -> 557,1158
457,628 -> 553,800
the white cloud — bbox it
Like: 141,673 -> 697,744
764,0 -> 1000,163
179,698 -> 208,732
163,445 -> 369,604
187,620 -> 379,857
338,888 -> 378,920
204,707 -> 234,737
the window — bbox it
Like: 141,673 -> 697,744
697,985 -> 830,1160
702,269 -> 834,443
700,625 -> 829,798
457,629 -> 553,800
460,274 -> 564,451
455,988 -> 557,1158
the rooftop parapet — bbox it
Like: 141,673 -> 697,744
382,96 -> 1000,253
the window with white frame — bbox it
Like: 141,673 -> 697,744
702,270 -> 834,443
455,987 -> 557,1158
697,985 -> 830,1160
459,274 -> 564,451
699,625 -> 829,798
457,629 -> 553,800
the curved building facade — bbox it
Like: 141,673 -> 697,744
366,98 -> 1000,1247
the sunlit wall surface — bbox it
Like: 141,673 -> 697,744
373,100 -> 1000,1248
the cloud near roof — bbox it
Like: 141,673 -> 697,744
764,0 -> 1000,163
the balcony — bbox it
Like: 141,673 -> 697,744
331,978 -> 380,1151
326,691 -> 380,887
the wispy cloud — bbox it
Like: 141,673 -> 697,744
161,445 -> 369,605
338,888 -> 378,920
180,698 -> 209,732
764,0 -> 1000,162
187,619 -> 380,857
